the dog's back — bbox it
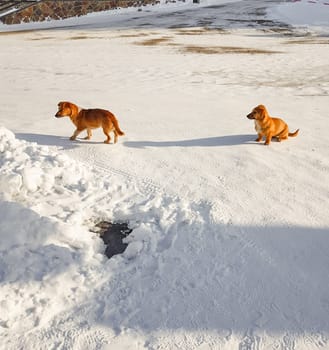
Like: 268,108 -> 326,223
78,108 -> 125,141
78,109 -> 114,128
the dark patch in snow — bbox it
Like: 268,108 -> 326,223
96,221 -> 133,259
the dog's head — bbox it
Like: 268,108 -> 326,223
246,105 -> 267,120
55,101 -> 76,118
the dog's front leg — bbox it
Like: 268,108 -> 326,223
70,129 -> 82,141
264,134 -> 272,145
255,133 -> 263,142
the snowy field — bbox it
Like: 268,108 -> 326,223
1,0 -> 329,349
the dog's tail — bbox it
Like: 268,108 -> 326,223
288,129 -> 299,137
111,114 -> 125,136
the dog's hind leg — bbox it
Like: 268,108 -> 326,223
276,126 -> 289,142
113,130 -> 118,144
102,126 -> 111,144
277,135 -> 288,142
84,129 -> 92,140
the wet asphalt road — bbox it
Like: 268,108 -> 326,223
80,0 -> 291,31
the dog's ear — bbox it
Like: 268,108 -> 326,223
255,105 -> 266,120
69,103 -> 79,116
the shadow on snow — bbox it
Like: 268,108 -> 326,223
16,132 -> 257,149
124,134 -> 256,148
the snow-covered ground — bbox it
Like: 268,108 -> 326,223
1,0 -> 329,349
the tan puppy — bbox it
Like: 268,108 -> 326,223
55,101 -> 124,144
247,105 -> 299,145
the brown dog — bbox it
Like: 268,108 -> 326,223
55,101 -> 124,144
247,105 -> 299,145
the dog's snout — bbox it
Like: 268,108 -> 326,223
246,113 -> 254,119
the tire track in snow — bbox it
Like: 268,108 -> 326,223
75,145 -> 164,197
